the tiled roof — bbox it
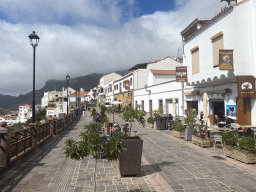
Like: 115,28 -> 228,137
46,107 -> 56,110
20,104 -> 31,107
150,70 -> 176,75
70,91 -> 89,96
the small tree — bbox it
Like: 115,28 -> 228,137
106,105 -> 119,122
122,105 -> 146,137
184,109 -> 197,130
100,105 -> 107,115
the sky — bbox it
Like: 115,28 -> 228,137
0,0 -> 228,96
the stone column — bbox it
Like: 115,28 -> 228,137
0,126 -> 11,167
29,123 -> 38,149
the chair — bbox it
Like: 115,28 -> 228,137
212,131 -> 223,149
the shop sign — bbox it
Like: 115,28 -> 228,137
219,50 -> 234,70
176,67 -> 187,82
125,80 -> 130,90
237,76 -> 255,97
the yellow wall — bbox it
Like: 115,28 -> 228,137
114,91 -> 133,107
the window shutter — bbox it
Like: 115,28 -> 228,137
212,34 -> 224,67
192,48 -> 200,75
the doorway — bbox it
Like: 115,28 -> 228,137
209,100 -> 225,124
149,100 -> 152,117
236,97 -> 251,125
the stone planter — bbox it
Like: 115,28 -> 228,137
173,130 -> 185,139
148,123 -> 154,128
223,145 -> 256,164
192,135 -> 211,148
119,138 -> 143,177
185,128 -> 193,141
155,119 -> 165,130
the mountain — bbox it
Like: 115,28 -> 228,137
0,70 -> 128,112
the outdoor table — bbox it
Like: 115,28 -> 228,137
218,121 -> 226,128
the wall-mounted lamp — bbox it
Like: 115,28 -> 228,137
144,84 -> 151,94
225,88 -> 232,95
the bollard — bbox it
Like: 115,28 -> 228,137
29,123 -> 38,149
0,126 -> 11,167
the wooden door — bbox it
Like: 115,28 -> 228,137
236,97 -> 251,125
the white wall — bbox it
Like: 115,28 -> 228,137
184,1 -> 253,84
134,80 -> 183,117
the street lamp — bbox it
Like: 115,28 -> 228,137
28,31 -> 40,123
66,74 -> 70,114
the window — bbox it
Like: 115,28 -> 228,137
141,100 -> 144,111
159,100 -> 163,113
130,78 -> 132,86
191,46 -> 200,75
211,32 -> 224,67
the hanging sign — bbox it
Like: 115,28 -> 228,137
176,67 -> 187,82
237,76 -> 255,97
219,50 -> 234,70
125,80 -> 130,90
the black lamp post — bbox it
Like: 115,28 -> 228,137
66,74 -> 70,114
28,31 -> 40,123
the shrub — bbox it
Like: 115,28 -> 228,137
100,105 -> 107,115
222,132 -> 238,147
147,117 -> 154,124
173,122 -> 185,132
238,137 -> 256,153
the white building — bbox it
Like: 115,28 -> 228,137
41,91 -> 62,108
17,104 -> 32,123
97,72 -> 123,103
0,115 -> 18,126
132,56 -> 184,116
181,0 -> 256,125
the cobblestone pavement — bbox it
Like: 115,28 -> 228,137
1,111 -> 256,192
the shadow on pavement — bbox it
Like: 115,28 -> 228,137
140,161 -> 175,176
0,114 -> 84,191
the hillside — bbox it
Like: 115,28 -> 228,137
0,70 -> 128,112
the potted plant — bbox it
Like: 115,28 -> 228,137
153,110 -> 165,130
172,121 -> 185,139
223,132 -> 256,164
147,117 -> 154,128
184,109 -> 197,141
120,105 -> 146,177
65,122 -> 126,192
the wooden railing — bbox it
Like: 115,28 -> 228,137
10,129 -> 33,159
0,110 -> 77,168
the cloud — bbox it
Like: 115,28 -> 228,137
0,0 -> 227,95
